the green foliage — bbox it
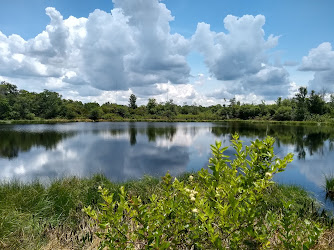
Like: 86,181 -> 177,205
129,94 -> 137,109
0,175 -> 116,249
84,102 -> 100,114
0,81 -> 334,123
274,106 -> 292,121
146,98 -> 157,114
84,135 -> 323,249
263,184 -> 319,215
0,96 -> 11,119
308,90 -> 326,115
295,87 -> 309,121
324,174 -> 334,200
88,108 -> 103,121
116,105 -> 130,118
36,90 -> 64,119
62,100 -> 84,119
0,171 -> 328,249
163,99 -> 177,119
277,201 -> 322,249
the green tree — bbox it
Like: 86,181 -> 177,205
330,94 -> 334,108
0,81 -> 18,97
12,90 -> 38,120
116,105 -> 130,118
274,106 -> 293,121
0,82 -> 19,115
0,97 -> 10,119
101,102 -> 118,115
308,90 -> 326,115
146,98 -> 157,115
276,97 -> 282,107
164,99 -> 177,119
83,102 -> 100,118
62,100 -> 84,119
329,94 -> 334,117
129,94 -> 137,109
294,87 -> 308,121
36,90 -> 63,119
89,108 -> 103,121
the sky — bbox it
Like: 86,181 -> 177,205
0,0 -> 333,106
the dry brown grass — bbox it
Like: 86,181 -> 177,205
39,218 -> 334,250
42,219 -> 101,250
312,230 -> 334,250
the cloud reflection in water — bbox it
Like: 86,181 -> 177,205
0,121 -> 334,204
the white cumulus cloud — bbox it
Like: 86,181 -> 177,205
299,42 -> 334,71
191,15 -> 279,81
299,42 -> 334,93
191,14 -> 291,100
0,1 -> 302,104
0,0 -> 190,94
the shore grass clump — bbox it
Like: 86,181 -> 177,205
263,184 -> 321,217
0,173 -> 167,249
0,175 -> 110,249
325,174 -> 334,200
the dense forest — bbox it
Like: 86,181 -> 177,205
1,81 -> 334,122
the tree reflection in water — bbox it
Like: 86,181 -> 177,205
211,122 -> 334,160
0,130 -> 75,159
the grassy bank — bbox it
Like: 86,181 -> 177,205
0,174 -> 333,249
0,174 -> 171,249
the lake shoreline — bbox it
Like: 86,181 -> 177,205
1,118 -> 334,126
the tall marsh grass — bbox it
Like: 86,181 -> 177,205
325,174 -> 334,200
0,174 -> 166,249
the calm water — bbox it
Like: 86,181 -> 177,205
1,122 -> 334,209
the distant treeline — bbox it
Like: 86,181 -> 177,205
1,81 -> 334,122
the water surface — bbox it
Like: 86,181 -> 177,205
1,122 -> 334,210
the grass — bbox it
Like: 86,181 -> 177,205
325,174 -> 334,200
0,174 -> 166,249
0,174 -> 333,249
264,184 -> 325,219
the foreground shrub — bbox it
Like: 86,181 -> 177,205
84,134 -> 323,249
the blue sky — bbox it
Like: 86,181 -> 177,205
0,0 -> 333,105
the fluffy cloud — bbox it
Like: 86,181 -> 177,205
191,15 -> 291,100
0,1 -> 297,104
0,8 -> 78,81
299,42 -> 334,92
192,15 -> 278,81
206,65 -> 290,101
240,66 -> 290,97
0,0 -> 190,93
113,0 -> 190,87
299,42 -> 334,71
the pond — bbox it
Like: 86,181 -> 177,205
1,121 -> 334,210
